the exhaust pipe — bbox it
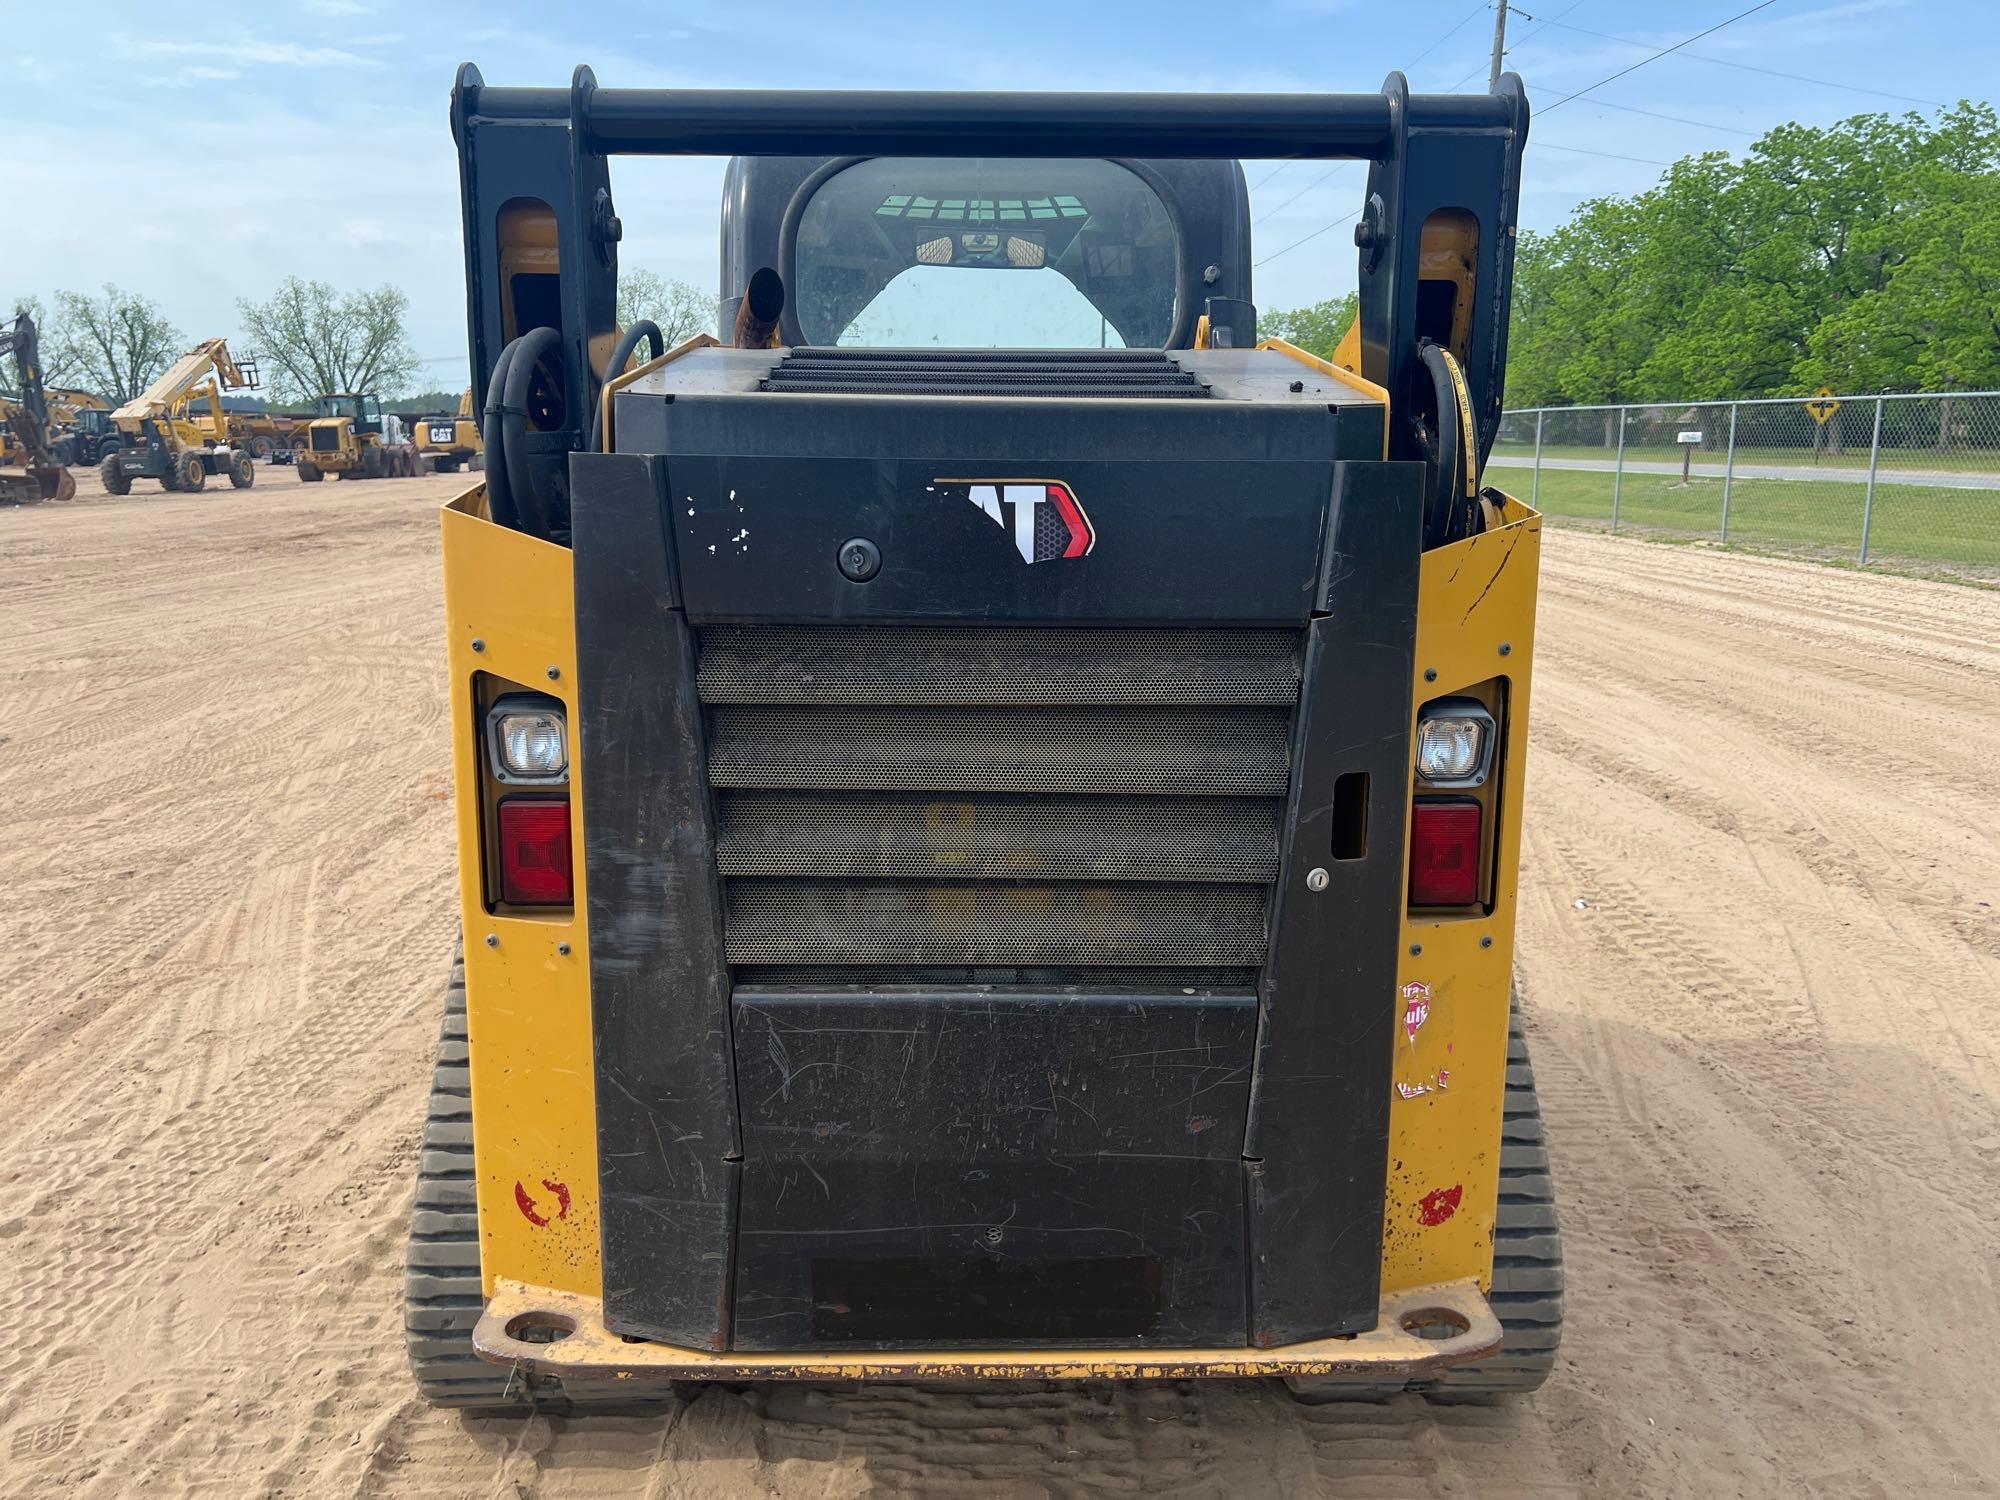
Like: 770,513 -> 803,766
733,267 -> 785,349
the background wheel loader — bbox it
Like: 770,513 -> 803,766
410,67 -> 1557,1412
0,312 -> 76,505
295,392 -> 419,481
51,399 -> 123,467
99,338 -> 259,495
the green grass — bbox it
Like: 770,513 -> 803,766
1512,467 -> 2000,574
1491,440 -> 2000,475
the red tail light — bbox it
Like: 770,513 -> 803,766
498,798 -> 573,905
1409,798 -> 1481,907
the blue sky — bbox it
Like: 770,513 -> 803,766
7,0 -> 1989,391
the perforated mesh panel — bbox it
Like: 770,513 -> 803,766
697,625 -> 1300,979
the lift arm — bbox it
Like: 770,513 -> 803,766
112,338 -> 261,425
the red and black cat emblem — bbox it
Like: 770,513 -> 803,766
933,479 -> 1096,563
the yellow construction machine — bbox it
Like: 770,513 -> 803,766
100,338 -> 259,495
46,389 -> 123,468
0,313 -> 76,505
189,401 -> 301,463
410,68 -> 1554,1412
410,388 -> 485,474
294,392 -> 420,481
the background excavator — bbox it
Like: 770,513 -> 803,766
0,312 -> 76,505
100,338 -> 260,495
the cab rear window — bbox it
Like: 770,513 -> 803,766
792,157 -> 1178,349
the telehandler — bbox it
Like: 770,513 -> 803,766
295,392 -> 419,481
100,338 -> 258,494
408,67 -> 1556,1411
0,313 -> 76,504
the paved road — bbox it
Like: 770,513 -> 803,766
1489,452 -> 2000,490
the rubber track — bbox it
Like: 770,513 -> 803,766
1289,1005 -> 1565,1402
403,956 -> 665,1411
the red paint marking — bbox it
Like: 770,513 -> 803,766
514,1177 -> 572,1227
1048,483 -> 1094,557
1417,1184 -> 1463,1227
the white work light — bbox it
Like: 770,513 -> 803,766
486,695 -> 568,783
1415,698 -> 1496,788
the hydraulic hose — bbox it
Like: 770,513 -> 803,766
587,319 -> 663,452
1418,341 -> 1481,549
499,326 -> 561,538
480,336 -> 523,531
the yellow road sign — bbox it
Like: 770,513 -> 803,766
1805,387 -> 1841,425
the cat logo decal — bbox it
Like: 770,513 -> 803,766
933,479 -> 1096,563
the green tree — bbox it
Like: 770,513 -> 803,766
46,285 -> 183,403
238,278 -> 420,403
1804,159 -> 2000,393
617,270 -> 718,350
1505,102 -> 2000,407
1259,293 -> 1356,361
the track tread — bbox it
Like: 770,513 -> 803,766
1289,996 -> 1565,1403
404,951 -> 672,1412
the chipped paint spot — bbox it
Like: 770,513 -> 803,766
1418,1184 -> 1463,1226
1187,1115 -> 1218,1134
515,1177 -> 572,1227
1396,1080 -> 1432,1101
1401,980 -> 1432,1043
1436,1068 -> 1451,1090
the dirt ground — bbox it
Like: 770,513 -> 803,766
2,470 -> 1996,1498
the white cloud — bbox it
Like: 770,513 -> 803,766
116,32 -> 372,67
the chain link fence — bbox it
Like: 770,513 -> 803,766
1491,392 -> 2000,582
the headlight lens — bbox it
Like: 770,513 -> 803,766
1416,716 -> 1485,782
1414,697 -> 1496,787
497,709 -> 567,779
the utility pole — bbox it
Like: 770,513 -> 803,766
1488,0 -> 1510,90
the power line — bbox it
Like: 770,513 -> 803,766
1258,2 -> 1768,270
1532,141 -> 1673,167
1254,163 -> 1346,226
1531,16 -> 1947,108
1409,0 -> 1492,70
1260,0 -> 1590,267
1554,95 -> 1760,136
1443,0 -> 1590,90
1255,208 -> 1361,269
1253,0 -> 1497,216
1540,0 -> 1783,113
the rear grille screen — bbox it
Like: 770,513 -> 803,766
699,624 -> 1300,984
759,348 -> 1209,398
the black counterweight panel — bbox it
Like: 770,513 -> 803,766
1245,459 -> 1424,1345
729,991 -> 1255,1350
570,452 -> 739,1350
